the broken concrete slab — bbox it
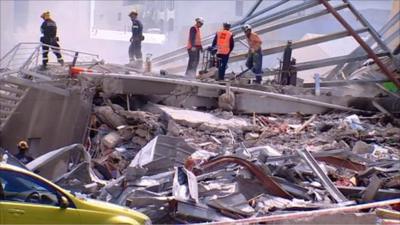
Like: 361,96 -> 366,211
145,103 -> 251,130
94,106 -> 127,129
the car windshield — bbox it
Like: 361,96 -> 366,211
0,169 -> 60,206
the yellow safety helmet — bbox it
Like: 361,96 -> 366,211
41,11 -> 50,19
17,140 -> 29,150
129,10 -> 138,17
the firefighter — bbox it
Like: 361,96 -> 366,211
211,22 -> 234,81
128,10 -> 144,67
185,17 -> 204,78
242,24 -> 263,84
14,141 -> 34,164
40,11 -> 64,70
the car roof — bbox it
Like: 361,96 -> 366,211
0,162 -> 34,174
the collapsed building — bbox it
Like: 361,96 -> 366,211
1,0 -> 399,224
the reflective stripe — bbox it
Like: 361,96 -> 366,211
216,30 -> 232,55
187,26 -> 201,49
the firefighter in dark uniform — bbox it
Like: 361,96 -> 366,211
128,10 -> 144,67
14,141 -> 34,164
40,11 -> 64,70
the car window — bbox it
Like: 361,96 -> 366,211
0,169 -> 60,206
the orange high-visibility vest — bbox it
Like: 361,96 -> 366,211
247,32 -> 262,51
187,26 -> 202,49
216,30 -> 232,55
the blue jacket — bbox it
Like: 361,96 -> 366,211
131,19 -> 143,41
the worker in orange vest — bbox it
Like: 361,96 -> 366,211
211,22 -> 235,81
185,17 -> 204,78
243,24 -> 263,84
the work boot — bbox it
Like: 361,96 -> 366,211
58,59 -> 64,66
254,74 -> 262,84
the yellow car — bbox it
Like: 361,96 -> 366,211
0,163 -> 151,225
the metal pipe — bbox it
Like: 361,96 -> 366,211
5,44 -> 22,69
243,0 -> 263,19
294,52 -> 389,71
152,0 -> 290,63
319,0 -> 400,88
229,28 -> 368,63
235,3 -> 348,43
343,0 -> 392,55
153,0 -> 319,64
298,149 -> 350,204
233,0 -> 289,27
21,45 -> 41,70
209,199 -> 400,225
0,43 -> 21,62
155,3 -> 349,67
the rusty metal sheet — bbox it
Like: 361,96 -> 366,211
195,156 -> 293,199
316,156 -> 366,171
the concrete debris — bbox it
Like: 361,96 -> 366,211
2,64 -> 399,224
1,0 -> 400,223
8,100 -> 397,223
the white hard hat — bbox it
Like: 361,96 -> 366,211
242,24 -> 252,31
195,17 -> 204,24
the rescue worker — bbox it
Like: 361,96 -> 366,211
242,24 -> 263,84
211,22 -> 234,81
40,11 -> 64,70
128,10 -> 144,67
14,141 -> 34,164
185,17 -> 204,78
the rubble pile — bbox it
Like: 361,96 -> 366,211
80,95 -> 400,224
87,103 -> 165,180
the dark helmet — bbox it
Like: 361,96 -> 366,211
223,22 -> 231,30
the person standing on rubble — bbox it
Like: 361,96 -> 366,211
14,141 -> 34,164
211,22 -> 235,81
40,11 -> 64,70
128,10 -> 144,68
242,24 -> 263,84
185,17 -> 204,78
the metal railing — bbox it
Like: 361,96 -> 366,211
0,42 -> 100,75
